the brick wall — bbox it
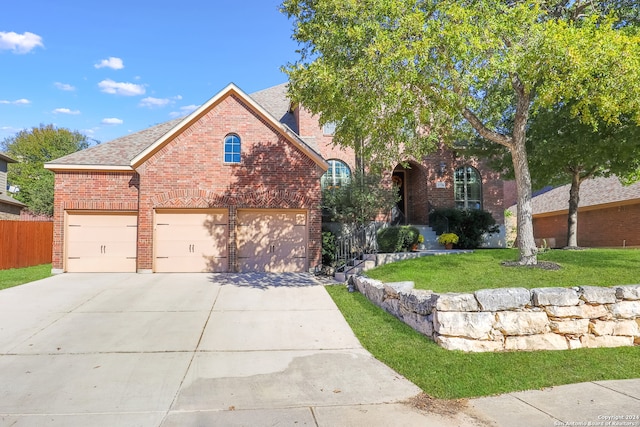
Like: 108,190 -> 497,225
136,94 -> 324,271
51,172 -> 139,270
534,202 -> 640,248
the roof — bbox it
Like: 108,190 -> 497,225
528,176 -> 640,216
0,193 -> 26,208
0,152 -> 17,164
45,82 -> 327,171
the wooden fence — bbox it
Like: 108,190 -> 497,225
0,221 -> 53,270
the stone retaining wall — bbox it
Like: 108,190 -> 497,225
352,276 -> 640,352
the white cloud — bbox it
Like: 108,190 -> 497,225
101,117 -> 123,125
139,96 -> 170,108
53,108 -> 80,115
54,82 -> 75,91
94,56 -> 124,70
0,31 -> 43,54
169,104 -> 199,118
0,98 -> 31,105
98,79 -> 145,96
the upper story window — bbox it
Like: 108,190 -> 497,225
321,159 -> 351,189
322,122 -> 337,136
224,134 -> 241,163
454,166 -> 482,209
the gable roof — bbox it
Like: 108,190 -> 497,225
529,176 -> 640,216
0,152 -> 18,164
45,83 -> 327,172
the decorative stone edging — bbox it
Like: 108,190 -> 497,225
351,276 -> 640,352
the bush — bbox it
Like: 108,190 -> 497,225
322,230 -> 337,266
377,225 -> 420,252
429,208 -> 499,249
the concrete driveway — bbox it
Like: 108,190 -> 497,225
0,273 -> 486,426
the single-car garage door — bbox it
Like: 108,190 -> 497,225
154,209 -> 228,272
237,209 -> 307,273
66,212 -> 138,272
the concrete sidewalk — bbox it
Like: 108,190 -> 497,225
0,273 -> 637,427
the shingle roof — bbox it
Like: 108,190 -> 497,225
46,82 -> 302,169
0,193 -> 26,207
0,152 -> 17,163
529,176 -> 640,215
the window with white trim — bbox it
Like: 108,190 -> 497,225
224,134 -> 241,163
321,159 -> 351,189
454,166 -> 482,209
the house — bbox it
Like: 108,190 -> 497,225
45,82 -> 511,274
525,176 -> 640,248
0,153 -> 26,219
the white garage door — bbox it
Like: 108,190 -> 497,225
154,209 -> 228,272
237,210 -> 307,273
66,212 -> 138,272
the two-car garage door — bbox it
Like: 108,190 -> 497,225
65,209 -> 308,273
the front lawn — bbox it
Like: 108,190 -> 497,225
327,285 -> 640,399
0,264 -> 51,291
366,248 -> 640,292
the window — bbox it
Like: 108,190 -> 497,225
322,122 -> 337,136
224,134 -> 241,163
321,159 -> 351,189
454,166 -> 482,209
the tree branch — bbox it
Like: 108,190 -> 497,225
462,108 -> 514,148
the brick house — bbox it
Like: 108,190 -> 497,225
0,153 -> 26,220
45,82 -> 511,273
527,176 -> 640,248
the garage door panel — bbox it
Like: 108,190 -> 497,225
237,210 -> 307,273
154,210 -> 228,273
65,213 -> 137,273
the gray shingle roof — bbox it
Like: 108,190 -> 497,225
530,176 -> 640,215
47,82 -> 301,168
0,193 -> 26,207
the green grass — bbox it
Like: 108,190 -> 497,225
327,284 -> 640,399
0,264 -> 52,290
366,248 -> 640,292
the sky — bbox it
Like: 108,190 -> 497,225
0,0 -> 300,144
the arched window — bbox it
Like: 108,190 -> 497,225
454,166 -> 482,209
224,134 -> 241,163
321,159 -> 351,189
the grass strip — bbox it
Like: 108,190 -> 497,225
326,284 -> 640,399
0,264 -> 52,291
366,249 -> 640,292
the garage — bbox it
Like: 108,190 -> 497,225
65,212 -> 138,272
237,209 -> 307,273
154,209 -> 229,272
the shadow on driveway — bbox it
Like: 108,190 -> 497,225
209,272 -> 329,288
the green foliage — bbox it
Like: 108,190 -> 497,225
436,233 -> 459,245
429,208 -> 499,249
322,169 -> 399,226
2,124 -> 91,216
377,225 -> 420,253
282,0 -> 640,264
321,230 -> 337,266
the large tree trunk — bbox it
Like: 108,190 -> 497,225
510,138 -> 538,265
566,172 -> 581,247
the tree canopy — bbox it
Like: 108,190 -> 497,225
282,0 -> 640,264
2,124 -> 91,216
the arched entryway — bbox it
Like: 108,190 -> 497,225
391,162 -> 429,225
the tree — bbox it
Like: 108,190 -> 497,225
282,0 -> 640,265
2,124 -> 91,215
322,169 -> 399,226
476,105 -> 640,248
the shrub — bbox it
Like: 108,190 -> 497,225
377,225 -> 420,252
429,208 -> 499,249
322,230 -> 337,266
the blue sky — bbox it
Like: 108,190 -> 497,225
0,0 -> 299,144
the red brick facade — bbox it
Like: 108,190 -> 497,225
534,202 -> 640,248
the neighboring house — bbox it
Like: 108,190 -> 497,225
523,176 -> 640,248
45,82 -> 512,274
0,153 -> 26,219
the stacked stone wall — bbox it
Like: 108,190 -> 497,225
352,276 -> 640,352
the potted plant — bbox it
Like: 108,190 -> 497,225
412,234 -> 425,251
437,232 -> 459,250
